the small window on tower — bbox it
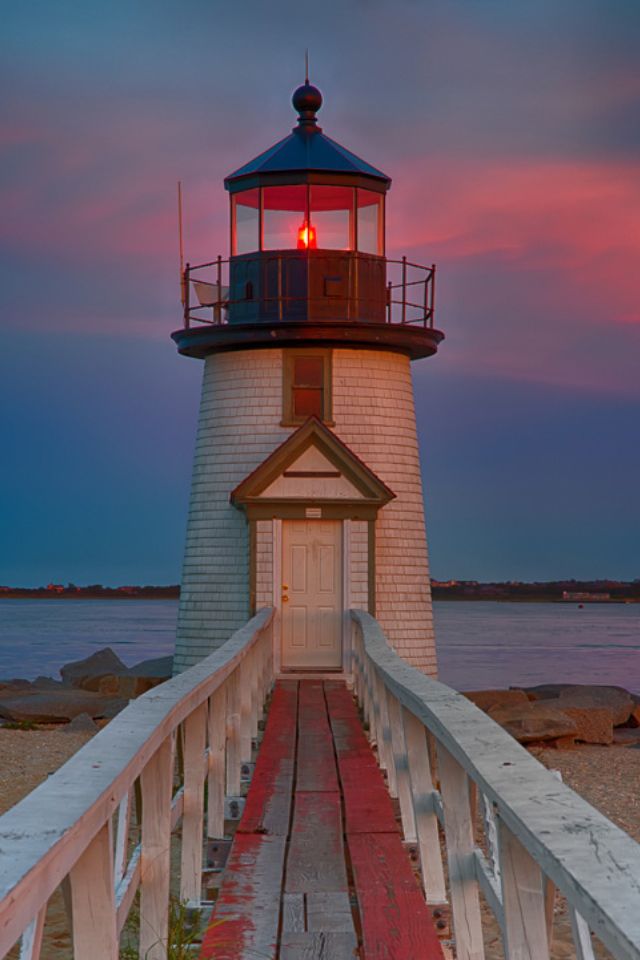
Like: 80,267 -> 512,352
282,349 -> 332,426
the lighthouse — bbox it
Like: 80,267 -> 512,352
172,82 -> 443,677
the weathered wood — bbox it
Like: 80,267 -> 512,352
285,791 -> 348,894
19,906 -> 46,960
402,705 -> 447,903
279,931 -> 358,959
437,743 -> 485,960
349,832 -> 444,960
570,906 -> 597,960
207,684 -> 227,839
306,892 -> 355,933
498,818 -> 550,960
200,834 -> 286,960
239,657 -> 253,764
238,682 -> 297,836
226,667 -> 242,797
180,701 -> 207,903
326,683 -> 398,835
351,610 -> 640,960
386,692 -> 417,841
374,670 -> 397,794
69,821 -> 118,960
113,791 -> 131,887
297,681 -> 339,793
283,893 -> 305,932
139,736 -> 173,960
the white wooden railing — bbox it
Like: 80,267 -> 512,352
351,610 -> 640,960
0,608 -> 275,960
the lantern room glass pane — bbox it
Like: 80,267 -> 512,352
357,189 -> 383,255
232,189 -> 259,255
309,186 -> 354,250
263,185 -> 308,250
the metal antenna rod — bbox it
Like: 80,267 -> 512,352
305,48 -> 309,84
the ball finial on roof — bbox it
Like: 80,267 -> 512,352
292,82 -> 323,127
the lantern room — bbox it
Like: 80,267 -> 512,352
174,82 -> 442,362
224,82 -> 389,324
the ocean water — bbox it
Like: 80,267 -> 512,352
0,599 -> 638,693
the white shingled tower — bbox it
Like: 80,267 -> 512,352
172,81 -> 444,677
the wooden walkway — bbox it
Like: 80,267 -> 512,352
201,679 -> 445,960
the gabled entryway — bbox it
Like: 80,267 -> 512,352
231,418 -> 395,673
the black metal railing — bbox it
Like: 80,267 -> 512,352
180,253 -> 436,330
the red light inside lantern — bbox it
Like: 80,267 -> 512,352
297,220 -> 317,249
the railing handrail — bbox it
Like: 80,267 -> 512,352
351,609 -> 640,960
0,607 -> 275,956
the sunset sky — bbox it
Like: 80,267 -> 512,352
2,0 -> 639,586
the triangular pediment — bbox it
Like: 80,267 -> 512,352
231,417 -> 395,507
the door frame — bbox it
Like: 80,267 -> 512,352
273,517 -> 352,676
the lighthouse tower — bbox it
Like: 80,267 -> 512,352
172,82 -> 443,677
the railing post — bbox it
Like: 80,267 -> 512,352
373,674 -> 397,796
184,262 -> 190,329
69,821 -> 118,959
401,255 -> 407,324
114,791 -> 131,890
239,657 -> 253,765
386,693 -> 417,841
207,683 -> 227,840
180,702 -> 208,904
19,906 -> 46,960
226,667 -> 242,796
402,707 -> 447,907
249,646 -> 260,741
215,254 -> 222,325
498,817 -> 550,960
430,263 -> 435,328
387,280 -> 392,323
437,743 -> 485,960
139,736 -> 173,960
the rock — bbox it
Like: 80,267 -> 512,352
488,702 -> 578,744
63,712 -> 99,734
626,704 -> 640,728
32,676 -> 65,690
555,687 -> 634,727
96,674 -> 156,698
524,684 -> 577,701
4,679 -> 32,689
61,647 -> 129,689
464,689 -> 529,712
559,707 -> 613,745
0,689 -> 125,723
129,655 -> 173,679
612,728 -> 640,747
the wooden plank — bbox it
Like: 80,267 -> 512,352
200,833 -> 286,960
207,684 -> 227,839
297,681 -> 339,793
283,893 -> 305,932
306,892 -> 355,933
285,792 -> 349,894
238,681 -> 298,836
325,684 -> 398,835
280,931 -> 358,959
349,832 -> 444,960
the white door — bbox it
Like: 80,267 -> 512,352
281,520 -> 343,670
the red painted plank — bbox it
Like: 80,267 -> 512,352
349,833 -> 444,960
238,681 -> 298,836
200,833 -> 286,959
325,683 -> 399,835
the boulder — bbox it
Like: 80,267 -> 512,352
63,712 -> 99,734
32,676 -> 65,690
559,707 -> 613,745
612,728 -> 640,747
488,702 -> 578,744
0,689 -> 126,723
61,647 -> 129,689
464,689 -> 529,712
129,655 -> 173,679
96,674 -> 156,698
555,687 -> 633,727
